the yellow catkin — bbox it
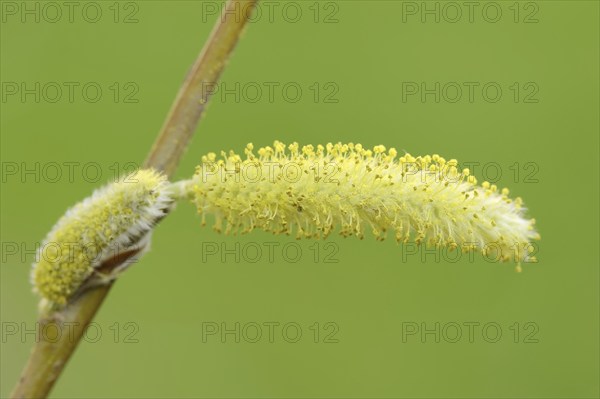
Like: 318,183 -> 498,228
188,141 -> 540,265
31,169 -> 173,307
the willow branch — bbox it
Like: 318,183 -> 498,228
11,1 -> 258,398
145,0 -> 258,175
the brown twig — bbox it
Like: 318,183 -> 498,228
11,1 -> 258,397
145,0 -> 258,176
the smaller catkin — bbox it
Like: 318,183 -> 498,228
31,169 -> 174,308
188,141 -> 539,267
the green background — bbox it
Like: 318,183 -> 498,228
1,1 -> 598,397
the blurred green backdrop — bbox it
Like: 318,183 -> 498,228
1,1 -> 598,398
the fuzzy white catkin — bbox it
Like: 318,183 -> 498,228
187,141 -> 540,268
31,169 -> 174,307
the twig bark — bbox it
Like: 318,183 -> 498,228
145,0 -> 258,176
11,1 -> 258,397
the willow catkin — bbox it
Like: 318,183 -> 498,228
187,141 -> 539,267
30,142 -> 540,309
31,169 -> 174,308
